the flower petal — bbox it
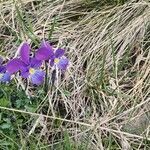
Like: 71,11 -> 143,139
57,57 -> 69,70
20,42 -> 30,64
30,57 -> 42,68
0,66 -> 6,73
20,68 -> 30,78
55,48 -> 65,58
0,72 -> 11,82
50,59 -> 55,67
35,47 -> 54,61
6,58 -> 26,74
30,70 -> 45,85
40,40 -> 52,50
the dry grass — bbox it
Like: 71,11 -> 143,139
0,0 -> 150,149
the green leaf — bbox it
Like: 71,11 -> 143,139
63,90 -> 71,96
0,98 -> 10,107
48,17 -> 57,40
63,130 -> 72,150
0,141 -> 12,146
25,105 -> 36,112
0,123 -> 11,129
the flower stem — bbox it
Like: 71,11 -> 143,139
44,61 -> 49,95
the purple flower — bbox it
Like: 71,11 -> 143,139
50,48 -> 69,70
0,57 -> 11,83
6,42 -> 45,85
35,40 -> 54,61
36,40 -> 69,70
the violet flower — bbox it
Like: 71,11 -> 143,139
35,41 -> 69,70
6,42 -> 48,85
0,57 -> 10,83
36,40 -> 69,70
50,48 -> 69,70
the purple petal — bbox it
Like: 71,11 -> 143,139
30,70 -> 45,85
0,72 -> 11,82
40,40 -> 53,50
55,48 -> 65,58
35,47 -> 54,61
57,57 -> 69,70
0,66 -> 6,73
20,68 -> 29,78
30,57 -> 42,68
50,59 -> 55,67
49,55 -> 56,67
6,58 -> 26,74
20,42 -> 30,64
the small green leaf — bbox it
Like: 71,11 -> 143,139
25,105 -> 36,112
0,98 -> 9,107
0,123 -> 11,129
0,141 -> 12,146
63,90 -> 71,96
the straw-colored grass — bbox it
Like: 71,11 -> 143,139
0,0 -> 149,149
